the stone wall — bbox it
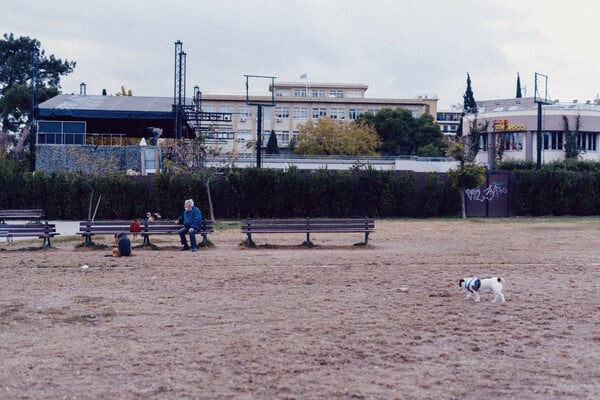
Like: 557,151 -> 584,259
35,144 -> 144,174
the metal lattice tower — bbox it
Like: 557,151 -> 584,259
173,41 -> 186,139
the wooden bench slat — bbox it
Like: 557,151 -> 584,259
241,218 -> 374,245
0,209 -> 44,224
1,222 -> 58,248
77,219 -> 214,246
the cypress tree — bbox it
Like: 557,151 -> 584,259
266,130 -> 280,154
463,73 -> 477,114
516,73 -> 522,98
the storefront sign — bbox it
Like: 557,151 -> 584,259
492,119 -> 525,132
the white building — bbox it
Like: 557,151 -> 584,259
461,97 -> 600,166
198,82 -> 438,155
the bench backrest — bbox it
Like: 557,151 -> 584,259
0,209 -> 44,223
241,218 -> 374,232
1,224 -> 57,233
79,219 -> 214,233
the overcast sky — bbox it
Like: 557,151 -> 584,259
3,0 -> 600,109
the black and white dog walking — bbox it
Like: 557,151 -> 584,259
459,277 -> 506,303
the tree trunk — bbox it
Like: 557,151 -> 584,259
460,185 -> 467,219
15,124 -> 30,157
205,179 -> 215,221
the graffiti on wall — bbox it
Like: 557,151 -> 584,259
465,180 -> 508,202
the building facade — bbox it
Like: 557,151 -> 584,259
436,109 -> 462,136
461,97 -> 600,166
198,82 -> 438,155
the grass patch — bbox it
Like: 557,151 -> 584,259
75,242 -> 108,250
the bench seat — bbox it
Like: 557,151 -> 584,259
0,223 -> 59,248
78,219 -> 214,246
241,218 -> 374,246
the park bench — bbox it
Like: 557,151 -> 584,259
241,217 -> 375,246
0,222 -> 59,248
78,219 -> 214,246
0,209 -> 44,224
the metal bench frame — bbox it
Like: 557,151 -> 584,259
78,219 -> 214,247
241,217 -> 375,246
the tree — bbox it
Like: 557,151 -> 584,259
295,118 -> 380,156
266,130 -> 280,154
463,73 -> 477,114
516,73 -> 522,98
446,117 -> 488,218
358,108 -> 417,155
115,86 -> 132,96
563,115 -> 582,159
414,113 -> 446,156
0,33 -> 76,155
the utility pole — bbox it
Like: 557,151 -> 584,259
534,72 -> 549,170
244,75 -> 276,168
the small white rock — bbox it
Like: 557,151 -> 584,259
81,264 -> 89,269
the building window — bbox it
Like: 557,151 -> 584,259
348,108 -> 363,120
367,108 -> 380,115
330,107 -> 345,119
293,88 -> 307,97
498,132 -> 523,151
220,106 -> 234,114
578,132 -> 597,151
238,106 -> 252,117
346,90 -> 362,98
275,130 -> 290,144
293,107 -> 308,119
311,89 -> 326,98
275,107 -> 290,119
275,89 -> 290,97
201,105 -> 216,113
260,107 -> 271,119
329,89 -> 344,98
543,131 -> 563,150
479,134 -> 488,151
38,120 -> 86,145
236,129 -> 253,142
312,107 -> 327,119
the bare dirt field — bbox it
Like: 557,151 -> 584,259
1,218 -> 599,399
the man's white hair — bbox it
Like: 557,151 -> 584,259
185,199 -> 194,207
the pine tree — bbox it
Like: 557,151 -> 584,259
266,130 -> 280,154
516,73 -> 522,98
463,73 -> 477,114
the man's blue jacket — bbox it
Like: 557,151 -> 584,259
177,206 -> 203,230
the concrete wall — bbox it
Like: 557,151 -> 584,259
36,144 -> 143,174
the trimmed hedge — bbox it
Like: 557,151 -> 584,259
4,157 -> 600,218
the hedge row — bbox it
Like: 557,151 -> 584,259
4,157 -> 600,219
0,160 -> 459,219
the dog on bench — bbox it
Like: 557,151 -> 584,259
146,212 -> 161,222
459,276 -> 506,303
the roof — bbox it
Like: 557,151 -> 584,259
38,94 -> 186,120
37,94 -> 193,138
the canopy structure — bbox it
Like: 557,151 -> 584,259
37,94 -> 194,138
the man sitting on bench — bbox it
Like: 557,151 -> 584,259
174,198 -> 203,252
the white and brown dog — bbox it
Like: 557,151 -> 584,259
146,212 -> 161,222
459,277 -> 506,303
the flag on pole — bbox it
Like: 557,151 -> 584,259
299,73 -> 307,80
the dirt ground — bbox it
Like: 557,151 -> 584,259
0,218 -> 599,399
